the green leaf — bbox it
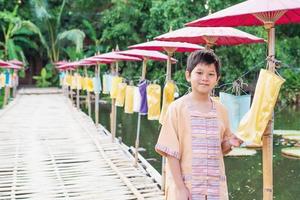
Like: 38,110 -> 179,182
41,68 -> 47,78
6,39 -> 18,59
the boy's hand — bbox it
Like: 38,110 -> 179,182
229,135 -> 243,147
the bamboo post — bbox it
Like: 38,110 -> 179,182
70,70 -> 74,105
76,69 -> 80,109
3,86 -> 9,107
84,67 -> 92,117
66,70 -> 71,99
111,61 -> 118,142
262,23 -> 275,200
3,70 -> 10,107
95,65 -> 100,127
12,69 -> 17,98
134,59 -> 147,167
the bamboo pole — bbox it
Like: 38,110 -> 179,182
76,69 -> 80,109
70,70 -> 74,106
84,67 -> 92,117
3,85 -> 9,107
95,65 -> 100,127
262,24 -> 275,200
111,61 -> 118,142
66,70 -> 71,99
3,70 -> 11,107
134,59 -> 147,167
12,69 -> 17,98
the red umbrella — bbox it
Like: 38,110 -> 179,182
6,64 -> 22,70
54,60 -> 68,66
81,57 -> 115,66
56,61 -> 82,70
129,40 -> 203,81
118,49 -> 177,63
185,1 -> 300,199
8,59 -> 23,67
186,0 -> 300,27
155,27 -> 265,48
129,40 -> 203,53
0,60 -> 11,67
0,60 -> 22,70
94,52 -> 142,62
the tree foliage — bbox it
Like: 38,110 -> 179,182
0,0 -> 299,104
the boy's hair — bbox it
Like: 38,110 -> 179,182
186,50 -> 221,77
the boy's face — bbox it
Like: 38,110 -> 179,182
185,63 -> 219,95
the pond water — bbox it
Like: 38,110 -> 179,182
83,102 -> 300,200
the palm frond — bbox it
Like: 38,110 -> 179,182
21,20 -> 50,57
57,29 -> 86,53
56,0 -> 66,32
13,36 -> 39,51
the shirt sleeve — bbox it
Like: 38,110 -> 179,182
155,103 -> 180,160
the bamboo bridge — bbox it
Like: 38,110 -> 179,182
0,88 -> 163,200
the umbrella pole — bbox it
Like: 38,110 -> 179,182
134,59 -> 147,167
262,25 -> 275,200
85,67 -> 91,117
111,62 -> 119,142
70,71 -> 74,106
166,52 -> 172,81
66,71 -> 68,98
12,69 -> 17,98
3,85 -> 9,107
95,65 -> 100,127
76,69 -> 80,109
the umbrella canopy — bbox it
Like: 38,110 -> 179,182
155,27 -> 265,46
94,52 -> 142,62
8,59 -> 24,66
54,61 -> 68,66
186,0 -> 300,27
0,60 -> 22,69
56,61 -> 83,70
0,60 -> 11,67
117,49 -> 177,63
7,64 -> 22,70
81,57 -> 115,66
129,40 -> 204,52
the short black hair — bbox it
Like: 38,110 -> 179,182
186,50 -> 221,77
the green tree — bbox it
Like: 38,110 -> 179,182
29,0 -> 86,63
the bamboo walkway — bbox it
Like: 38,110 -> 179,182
0,88 -> 163,200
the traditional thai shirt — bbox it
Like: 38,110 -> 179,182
155,94 -> 232,200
